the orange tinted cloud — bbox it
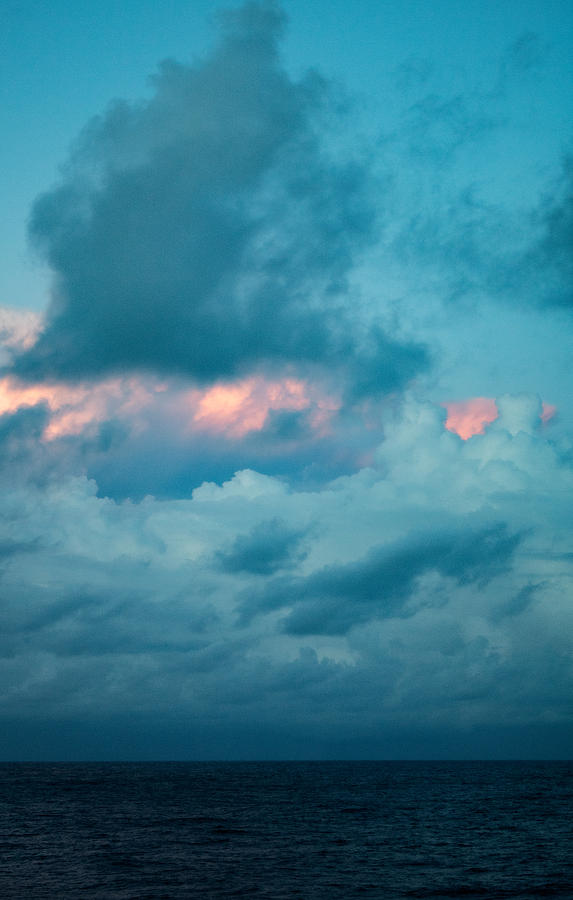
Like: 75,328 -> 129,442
444,397 -> 498,439
0,373 -> 339,443
190,376 -> 338,437
541,402 -> 557,425
0,376 -> 161,440
444,397 -> 557,439
0,377 -> 86,430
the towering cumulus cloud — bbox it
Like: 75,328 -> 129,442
11,1 -> 426,397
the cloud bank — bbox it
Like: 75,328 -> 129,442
1,391 -> 571,757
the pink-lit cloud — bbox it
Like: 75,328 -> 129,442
541,402 -> 557,425
187,376 -> 339,438
443,397 -> 499,439
0,306 -> 340,449
0,375 -> 165,440
444,397 -> 557,439
0,372 -> 340,444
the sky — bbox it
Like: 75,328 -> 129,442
0,0 -> 572,760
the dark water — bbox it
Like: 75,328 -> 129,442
0,761 -> 572,898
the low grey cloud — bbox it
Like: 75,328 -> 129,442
240,523 -> 522,634
0,538 -> 40,567
215,517 -> 307,575
10,2 -> 427,398
489,582 -> 542,623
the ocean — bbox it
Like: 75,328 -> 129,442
1,761 -> 571,898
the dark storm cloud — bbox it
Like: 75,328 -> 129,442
0,554 -> 219,660
215,517 -> 307,575
11,1 -> 427,396
240,523 -> 522,634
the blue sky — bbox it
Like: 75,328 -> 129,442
0,0 -> 572,759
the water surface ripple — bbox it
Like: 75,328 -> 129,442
1,761 -> 571,898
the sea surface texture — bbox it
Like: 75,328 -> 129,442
1,761 -> 572,898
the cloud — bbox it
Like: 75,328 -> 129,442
0,308 -> 41,358
396,92 -> 499,167
374,28 -> 572,320
444,397 -> 498,439
0,404 -> 51,477
489,581 -> 542,622
10,2 -> 427,399
214,516 -> 307,575
497,32 -> 547,83
1,392 -> 571,759
0,362 -> 375,497
389,155 -> 573,316
520,157 -> 573,309
444,395 -> 557,439
240,523 -> 522,634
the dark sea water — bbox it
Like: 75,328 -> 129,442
0,761 -> 572,899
